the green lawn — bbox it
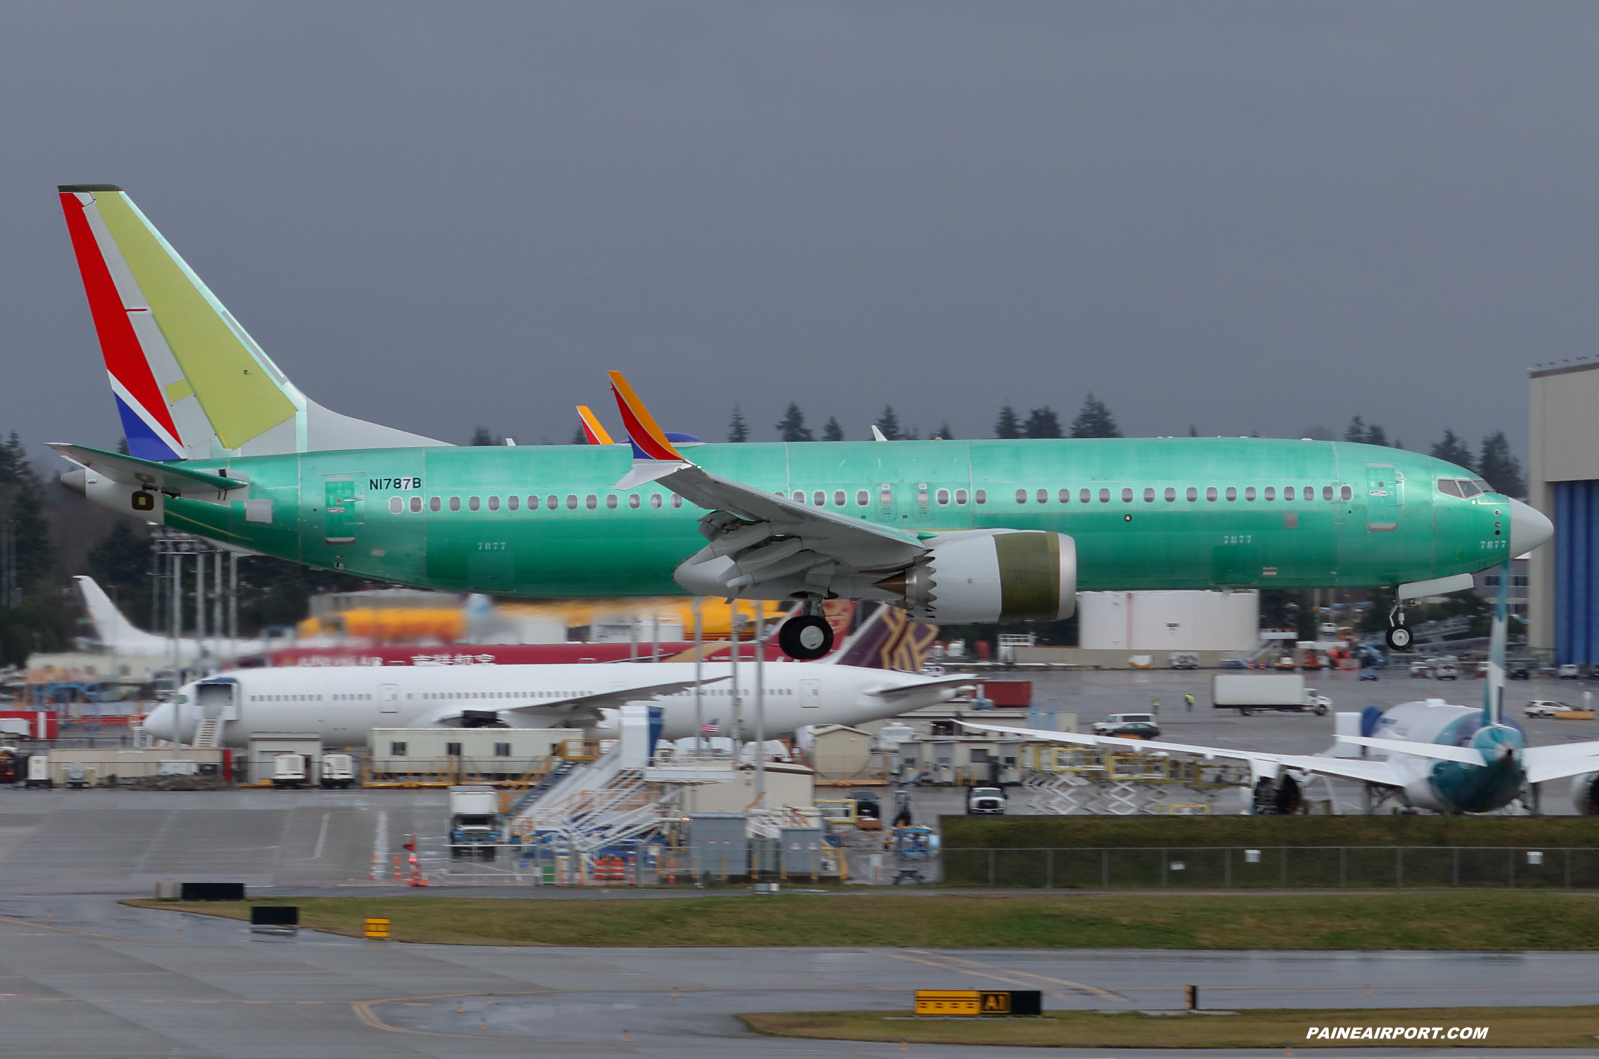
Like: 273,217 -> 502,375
741,1006 -> 1599,1049
129,890 -> 1599,949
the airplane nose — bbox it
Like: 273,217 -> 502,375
143,702 -> 175,741
1509,499 -> 1553,555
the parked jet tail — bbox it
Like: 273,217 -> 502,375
828,601 -> 940,672
57,185 -> 443,461
74,575 -> 168,653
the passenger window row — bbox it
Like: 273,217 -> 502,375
388,493 -> 688,514
781,488 -> 977,507
1010,484 -> 1354,504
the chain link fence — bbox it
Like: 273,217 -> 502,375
941,846 -> 1599,889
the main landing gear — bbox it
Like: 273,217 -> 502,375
778,598 -> 835,661
778,614 -> 833,660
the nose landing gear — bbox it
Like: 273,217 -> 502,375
1385,597 -> 1412,651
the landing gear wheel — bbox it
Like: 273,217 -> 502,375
1386,625 -> 1412,651
778,615 -> 834,660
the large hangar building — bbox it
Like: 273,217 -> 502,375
1528,360 -> 1599,663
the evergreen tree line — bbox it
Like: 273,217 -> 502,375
0,433 -> 65,666
731,393 -> 1125,444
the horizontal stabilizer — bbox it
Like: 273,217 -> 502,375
49,442 -> 243,496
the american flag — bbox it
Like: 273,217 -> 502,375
701,718 -> 720,735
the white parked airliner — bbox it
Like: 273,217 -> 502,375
145,605 -> 965,747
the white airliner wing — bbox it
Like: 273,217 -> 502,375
1334,736 -> 1483,765
1523,741 -> 1599,784
867,676 -> 978,700
406,675 -> 729,728
959,721 -> 1404,788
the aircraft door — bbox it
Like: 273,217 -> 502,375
324,477 -> 363,544
196,681 -> 238,721
379,683 -> 399,714
874,483 -> 897,523
800,678 -> 820,707
1366,465 -> 1399,532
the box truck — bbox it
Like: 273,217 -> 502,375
448,785 -> 504,860
1211,674 -> 1331,716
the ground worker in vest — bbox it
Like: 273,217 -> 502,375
1185,693 -> 1194,712
1152,697 -> 1159,715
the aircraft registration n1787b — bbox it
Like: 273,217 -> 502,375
51,186 -> 1552,659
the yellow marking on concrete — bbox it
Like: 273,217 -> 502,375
890,949 -> 1124,1002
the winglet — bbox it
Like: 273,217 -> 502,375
576,406 -> 614,446
608,372 -> 684,462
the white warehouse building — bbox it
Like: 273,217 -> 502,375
1078,590 -> 1259,652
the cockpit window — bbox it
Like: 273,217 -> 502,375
1438,477 -> 1496,498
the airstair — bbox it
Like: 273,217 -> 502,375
508,747 -> 680,877
191,718 -> 222,749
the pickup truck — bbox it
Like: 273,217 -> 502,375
967,787 -> 1007,815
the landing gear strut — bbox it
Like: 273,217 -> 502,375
778,615 -> 833,661
1385,598 -> 1412,652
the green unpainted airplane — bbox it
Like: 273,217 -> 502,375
50,185 -> 1552,659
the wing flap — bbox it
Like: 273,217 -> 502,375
1335,735 -> 1482,765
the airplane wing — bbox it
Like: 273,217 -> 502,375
1523,741 -> 1599,784
959,721 -> 1404,788
405,675 -> 730,728
48,443 -> 243,497
1334,735 -> 1483,765
607,372 -> 925,595
866,676 -> 978,700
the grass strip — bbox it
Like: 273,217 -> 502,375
739,1006 -> 1599,1049
128,891 -> 1599,949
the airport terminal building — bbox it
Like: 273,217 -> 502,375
1529,361 -> 1599,663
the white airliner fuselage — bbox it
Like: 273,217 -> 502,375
148,661 -> 966,748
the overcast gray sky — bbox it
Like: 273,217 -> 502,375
4,2 -> 1596,461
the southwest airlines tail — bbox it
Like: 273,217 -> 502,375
57,185 -> 443,461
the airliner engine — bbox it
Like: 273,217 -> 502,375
875,529 -> 1076,624
1572,773 -> 1599,814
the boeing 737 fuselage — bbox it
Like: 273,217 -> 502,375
50,185 -> 1554,660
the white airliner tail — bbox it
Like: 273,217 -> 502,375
74,575 -> 168,653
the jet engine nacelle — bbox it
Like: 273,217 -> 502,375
1572,773 -> 1599,815
876,530 -> 1076,624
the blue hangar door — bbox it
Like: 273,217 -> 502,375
1555,481 -> 1599,665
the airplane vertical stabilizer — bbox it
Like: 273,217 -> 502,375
74,575 -> 167,654
57,185 -> 444,460
828,602 -> 939,672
